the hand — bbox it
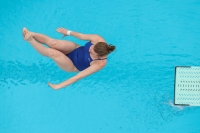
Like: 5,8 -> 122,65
48,82 -> 61,90
56,28 -> 68,38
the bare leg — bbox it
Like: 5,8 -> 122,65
31,32 -> 79,54
23,28 -> 78,72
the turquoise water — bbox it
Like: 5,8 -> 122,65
1,0 -> 200,133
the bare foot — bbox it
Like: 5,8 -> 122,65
22,27 -> 33,41
56,28 -> 68,38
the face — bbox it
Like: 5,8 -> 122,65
89,45 -> 99,56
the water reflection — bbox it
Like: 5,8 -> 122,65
0,60 -> 74,88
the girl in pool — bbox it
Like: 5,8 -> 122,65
22,27 -> 115,90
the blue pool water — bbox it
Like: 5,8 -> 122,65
1,0 -> 200,133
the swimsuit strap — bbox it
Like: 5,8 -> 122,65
93,58 -> 107,61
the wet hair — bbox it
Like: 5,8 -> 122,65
93,42 -> 116,56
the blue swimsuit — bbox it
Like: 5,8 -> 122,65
66,41 -> 107,71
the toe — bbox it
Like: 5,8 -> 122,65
22,27 -> 28,36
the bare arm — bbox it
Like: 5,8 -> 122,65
56,28 -> 105,44
48,62 -> 106,90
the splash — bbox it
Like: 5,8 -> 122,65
158,98 -> 189,122
167,100 -> 185,111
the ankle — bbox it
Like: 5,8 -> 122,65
27,36 -> 34,42
31,32 -> 36,37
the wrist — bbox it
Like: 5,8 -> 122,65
67,30 -> 72,36
56,84 -> 63,89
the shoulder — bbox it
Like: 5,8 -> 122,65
91,59 -> 107,68
91,34 -> 106,44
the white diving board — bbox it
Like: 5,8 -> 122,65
174,66 -> 200,106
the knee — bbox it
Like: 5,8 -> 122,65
47,48 -> 61,58
48,39 -> 58,48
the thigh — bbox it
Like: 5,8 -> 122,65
51,39 -> 79,54
48,48 -> 79,72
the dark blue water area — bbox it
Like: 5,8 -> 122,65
0,0 -> 200,133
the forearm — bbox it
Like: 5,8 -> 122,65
58,76 -> 80,89
70,31 -> 84,40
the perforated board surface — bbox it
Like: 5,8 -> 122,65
174,66 -> 200,106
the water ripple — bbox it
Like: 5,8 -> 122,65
0,60 -> 74,88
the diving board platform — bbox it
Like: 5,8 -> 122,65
174,66 -> 200,106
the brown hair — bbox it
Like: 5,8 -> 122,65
94,42 -> 116,56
